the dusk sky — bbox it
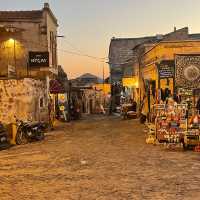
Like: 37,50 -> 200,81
1,0 -> 200,78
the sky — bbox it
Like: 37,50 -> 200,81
1,0 -> 200,78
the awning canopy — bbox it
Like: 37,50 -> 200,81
49,79 -> 65,94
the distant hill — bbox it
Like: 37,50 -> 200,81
71,73 -> 103,87
77,73 -> 103,83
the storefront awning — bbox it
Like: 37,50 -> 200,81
49,79 -> 65,94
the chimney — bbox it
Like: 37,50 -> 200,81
44,2 -> 50,9
174,26 -> 177,32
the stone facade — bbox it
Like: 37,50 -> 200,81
0,78 -> 48,124
0,3 -> 58,124
0,3 -> 58,79
82,88 -> 107,114
109,27 -> 200,110
139,40 -> 200,114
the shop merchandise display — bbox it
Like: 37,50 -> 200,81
155,101 -> 187,144
148,96 -> 200,149
183,112 -> 200,149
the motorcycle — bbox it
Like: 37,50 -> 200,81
0,122 -> 10,149
15,117 -> 47,145
70,105 -> 81,120
121,103 -> 137,120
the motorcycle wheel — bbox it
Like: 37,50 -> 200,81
16,129 -> 28,145
35,131 -> 45,141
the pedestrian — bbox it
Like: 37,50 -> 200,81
197,97 -> 200,114
100,104 -> 106,114
140,95 -> 148,124
48,98 -> 54,130
130,98 -> 137,112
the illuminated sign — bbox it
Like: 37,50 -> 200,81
29,51 -> 49,67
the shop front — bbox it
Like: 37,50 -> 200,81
141,40 -> 200,115
49,79 -> 68,122
141,64 -> 157,116
122,77 -> 139,104
145,54 -> 200,149
141,41 -> 200,149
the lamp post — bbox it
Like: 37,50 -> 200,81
13,39 -> 16,75
8,38 -> 17,77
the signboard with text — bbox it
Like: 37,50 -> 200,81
29,51 -> 49,67
158,60 -> 175,79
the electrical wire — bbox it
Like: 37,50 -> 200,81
11,38 -> 108,63
57,48 -> 106,62
59,37 -> 108,61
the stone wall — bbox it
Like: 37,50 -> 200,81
0,21 -> 48,78
0,78 -> 48,124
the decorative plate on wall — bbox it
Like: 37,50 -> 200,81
175,55 -> 200,89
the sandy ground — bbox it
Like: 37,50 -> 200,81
0,115 -> 200,200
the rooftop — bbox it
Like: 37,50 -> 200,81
109,27 -> 200,66
0,3 -> 58,25
0,10 -> 43,20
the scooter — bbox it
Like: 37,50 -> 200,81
15,117 -> 47,145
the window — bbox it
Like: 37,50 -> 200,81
40,97 -> 44,108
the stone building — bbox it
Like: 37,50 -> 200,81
0,3 -> 58,124
0,78 -> 48,123
108,36 -> 158,110
0,2 -> 58,78
139,39 -> 200,114
108,27 -> 200,110
70,73 -> 110,114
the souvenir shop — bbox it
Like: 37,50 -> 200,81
146,55 -> 200,150
49,79 -> 68,122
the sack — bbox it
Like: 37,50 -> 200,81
146,135 -> 156,144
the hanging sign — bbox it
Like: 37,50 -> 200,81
175,55 -> 200,89
158,60 -> 174,79
29,51 -> 49,67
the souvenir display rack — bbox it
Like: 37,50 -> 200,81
153,103 -> 188,144
183,110 -> 200,149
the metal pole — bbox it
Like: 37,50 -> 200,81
102,62 -> 106,107
109,68 -> 113,115
14,39 -> 17,77
67,81 -> 72,122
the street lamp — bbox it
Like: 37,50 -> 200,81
8,38 -> 17,77
8,38 -> 14,44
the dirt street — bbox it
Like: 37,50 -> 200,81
0,115 -> 200,200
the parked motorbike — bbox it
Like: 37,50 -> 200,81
121,103 -> 137,120
0,123 -> 10,149
70,105 -> 81,120
15,117 -> 47,145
